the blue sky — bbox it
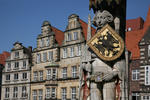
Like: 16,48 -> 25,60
0,0 -> 150,53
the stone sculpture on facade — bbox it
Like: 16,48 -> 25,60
79,0 -> 127,100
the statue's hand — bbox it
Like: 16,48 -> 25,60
103,72 -> 114,81
103,71 -> 118,81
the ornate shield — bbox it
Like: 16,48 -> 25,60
87,24 -> 124,61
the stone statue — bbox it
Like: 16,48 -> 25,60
79,0 -> 127,100
93,10 -> 114,30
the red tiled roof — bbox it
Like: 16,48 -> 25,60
53,18 -> 96,46
126,6 -> 150,60
52,26 -> 64,46
126,30 -> 144,59
126,17 -> 144,31
0,51 -> 10,66
79,19 -> 96,40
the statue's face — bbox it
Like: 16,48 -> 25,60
93,10 -> 113,28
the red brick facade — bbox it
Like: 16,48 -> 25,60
126,6 -> 150,100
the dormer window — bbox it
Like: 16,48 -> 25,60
46,37 -> 50,46
15,51 -> 19,58
73,32 -> 78,40
40,38 -> 44,47
67,33 -> 72,41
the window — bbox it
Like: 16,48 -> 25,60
71,87 -> 76,100
37,54 -> 41,64
145,66 -> 150,85
39,71 -> 43,81
7,63 -> 11,70
39,89 -> 43,100
14,73 -> 18,80
13,87 -> 18,98
52,69 -> 57,80
43,52 -> 47,62
14,62 -> 19,69
63,48 -> 67,58
22,86 -> 27,97
70,47 -> 74,57
77,45 -> 81,56
23,60 -> 26,68
62,88 -> 67,100
5,87 -> 9,98
132,93 -> 140,100
62,68 -> 67,79
143,96 -> 150,100
73,32 -> 78,40
47,69 -> 51,80
67,33 -> 72,41
33,71 -> 38,81
72,66 -> 77,78
6,74 -> 10,81
128,27 -> 132,31
48,51 -> 53,61
15,51 -> 19,58
148,45 -> 150,57
51,88 -> 56,98
46,88 -> 50,99
132,70 -> 140,80
40,38 -> 44,47
22,73 -> 27,80
46,37 -> 50,46
33,90 -> 37,100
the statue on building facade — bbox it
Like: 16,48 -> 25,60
79,0 -> 127,100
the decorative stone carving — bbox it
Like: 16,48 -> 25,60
93,10 -> 114,29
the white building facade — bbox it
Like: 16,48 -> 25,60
1,42 -> 32,100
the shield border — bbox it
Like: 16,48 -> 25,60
87,24 -> 125,61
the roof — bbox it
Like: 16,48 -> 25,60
52,18 -> 96,46
126,30 -> 144,59
126,17 -> 144,31
52,26 -> 64,46
79,19 -> 96,40
126,6 -> 150,60
0,51 -> 10,66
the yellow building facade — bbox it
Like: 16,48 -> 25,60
31,14 -> 95,100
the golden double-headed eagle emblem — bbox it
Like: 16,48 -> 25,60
87,24 -> 124,61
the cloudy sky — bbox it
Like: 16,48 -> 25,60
0,0 -> 150,53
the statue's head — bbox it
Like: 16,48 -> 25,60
93,10 -> 114,28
